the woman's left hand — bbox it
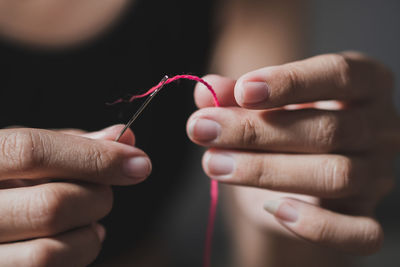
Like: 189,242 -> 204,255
187,52 -> 399,254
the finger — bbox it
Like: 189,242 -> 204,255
0,128 -> 150,185
82,124 -> 136,146
33,125 -> 135,146
187,107 -> 372,153
202,150 -> 394,198
263,198 -> 384,255
194,74 -> 238,108
53,129 -> 87,135
0,224 -> 104,267
33,125 -> 135,145
234,52 -> 394,109
0,182 -> 112,243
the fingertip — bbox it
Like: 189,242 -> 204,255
263,199 -> 299,224
194,74 -> 238,108
113,126 -> 136,146
186,108 -> 222,145
359,218 -> 384,255
122,155 -> 152,183
201,148 -> 217,177
92,223 -> 106,243
202,149 -> 236,180
235,67 -> 272,109
265,198 -> 384,255
194,74 -> 222,108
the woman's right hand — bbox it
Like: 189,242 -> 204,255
0,125 -> 151,267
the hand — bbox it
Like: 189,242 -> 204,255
187,52 -> 399,255
0,125 -> 151,266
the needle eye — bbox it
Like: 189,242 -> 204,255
114,75 -> 169,142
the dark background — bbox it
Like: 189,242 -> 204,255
0,0 -> 214,265
0,0 -> 398,266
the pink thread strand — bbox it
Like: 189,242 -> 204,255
114,75 -> 219,267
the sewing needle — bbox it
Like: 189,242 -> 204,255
115,75 -> 169,142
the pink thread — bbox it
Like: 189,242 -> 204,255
114,75 -> 220,267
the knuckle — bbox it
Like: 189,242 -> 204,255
24,229 -> 101,267
282,65 -> 304,98
90,228 -> 103,252
1,130 -> 46,173
304,216 -> 332,243
251,157 -> 273,188
360,219 -> 384,254
322,156 -> 354,196
239,117 -> 259,146
313,114 -> 340,152
86,146 -> 113,177
348,110 -> 371,149
328,54 -> 352,91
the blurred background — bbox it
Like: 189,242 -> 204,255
167,1 -> 400,266
0,0 -> 398,266
311,1 -> 400,266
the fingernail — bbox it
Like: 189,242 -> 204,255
189,118 -> 221,142
263,200 -> 298,223
123,156 -> 152,179
240,81 -> 269,105
93,223 -> 106,242
205,153 -> 235,178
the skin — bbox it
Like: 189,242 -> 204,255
0,125 -> 152,266
0,0 -> 399,266
188,53 -> 398,264
186,1 -> 400,266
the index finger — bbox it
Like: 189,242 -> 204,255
234,52 -> 394,109
0,128 -> 151,185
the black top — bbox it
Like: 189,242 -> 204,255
0,0 -> 214,262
